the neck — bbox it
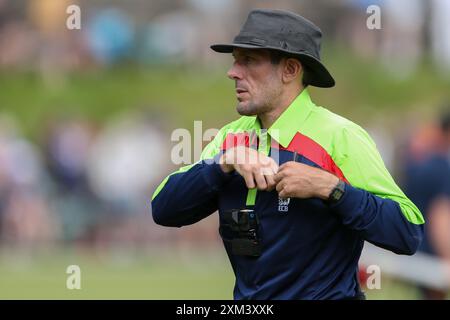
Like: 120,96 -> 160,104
259,87 -> 304,129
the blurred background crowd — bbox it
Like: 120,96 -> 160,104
0,0 -> 449,299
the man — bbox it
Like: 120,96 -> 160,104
151,9 -> 424,300
404,110 -> 450,299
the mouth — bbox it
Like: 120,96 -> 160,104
235,88 -> 249,98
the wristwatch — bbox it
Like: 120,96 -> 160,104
327,179 -> 346,204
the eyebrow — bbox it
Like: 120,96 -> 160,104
232,50 -> 258,58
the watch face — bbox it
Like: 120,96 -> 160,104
330,180 -> 345,202
333,189 -> 343,200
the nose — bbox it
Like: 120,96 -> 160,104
227,62 -> 242,80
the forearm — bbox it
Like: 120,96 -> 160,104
330,184 -> 423,255
429,197 -> 450,260
151,160 -> 231,227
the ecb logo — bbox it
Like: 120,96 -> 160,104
278,197 -> 290,212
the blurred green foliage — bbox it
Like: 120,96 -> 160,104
0,48 -> 449,142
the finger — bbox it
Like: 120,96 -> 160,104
259,153 -> 272,166
276,179 -> 285,193
277,158 -> 299,176
279,184 -> 292,198
259,155 -> 276,171
259,166 -> 274,176
274,173 -> 281,184
265,174 -> 276,191
274,171 -> 284,183
260,162 -> 277,191
270,160 -> 279,174
242,172 -> 256,189
279,188 -> 288,198
253,170 -> 268,190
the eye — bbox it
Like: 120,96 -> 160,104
243,56 -> 253,64
233,54 -> 255,65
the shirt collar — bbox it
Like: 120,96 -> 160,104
255,89 -> 315,148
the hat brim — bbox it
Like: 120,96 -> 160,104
211,43 -> 335,88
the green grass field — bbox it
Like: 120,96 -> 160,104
0,248 -> 235,299
0,248 -> 422,300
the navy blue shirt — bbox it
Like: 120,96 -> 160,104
404,153 -> 450,255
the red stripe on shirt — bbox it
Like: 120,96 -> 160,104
278,132 -> 349,183
220,132 -> 258,150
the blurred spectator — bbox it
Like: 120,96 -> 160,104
431,0 -> 450,72
403,108 -> 450,299
87,112 -> 167,211
45,118 -> 95,193
84,112 -> 171,249
86,8 -> 134,65
1,110 -> 182,251
2,189 -> 57,250
0,21 -> 37,68
1,0 -> 449,71
28,0 -> 70,35
136,10 -> 197,64
0,114 -> 58,249
28,0 -> 84,77
43,118 -> 101,245
380,0 -> 424,78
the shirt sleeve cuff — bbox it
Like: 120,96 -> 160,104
328,183 -> 376,226
330,183 -> 364,215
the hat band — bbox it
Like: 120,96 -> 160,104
233,34 -> 319,58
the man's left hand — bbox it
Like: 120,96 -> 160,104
274,161 -> 339,200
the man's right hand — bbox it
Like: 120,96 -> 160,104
219,146 -> 279,191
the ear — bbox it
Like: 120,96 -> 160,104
282,58 -> 303,84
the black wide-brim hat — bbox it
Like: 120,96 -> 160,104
211,9 -> 335,88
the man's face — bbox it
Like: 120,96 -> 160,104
227,48 -> 283,116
